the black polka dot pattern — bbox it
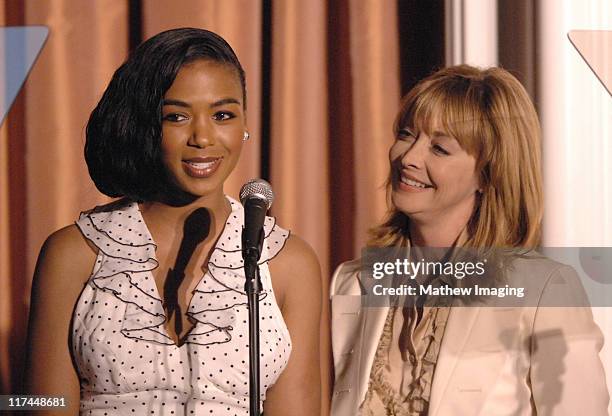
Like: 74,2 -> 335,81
72,197 -> 292,414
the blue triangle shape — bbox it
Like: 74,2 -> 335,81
0,26 -> 49,125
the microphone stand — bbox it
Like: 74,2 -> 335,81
243,233 -> 264,415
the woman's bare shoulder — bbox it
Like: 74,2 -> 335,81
42,224 -> 96,261
272,234 -> 320,272
268,234 -> 322,308
34,224 -> 97,292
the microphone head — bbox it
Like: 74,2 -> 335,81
239,178 -> 274,210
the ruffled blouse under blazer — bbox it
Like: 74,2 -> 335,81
330,256 -> 609,416
73,197 -> 291,415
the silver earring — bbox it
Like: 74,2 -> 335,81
243,131 -> 250,141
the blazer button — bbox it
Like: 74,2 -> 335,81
341,348 -> 354,356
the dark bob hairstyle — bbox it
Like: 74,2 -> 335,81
85,28 -> 246,202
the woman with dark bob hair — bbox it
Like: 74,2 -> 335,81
25,28 -> 322,415
330,65 -> 608,415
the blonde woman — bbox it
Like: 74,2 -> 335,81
330,65 -> 608,415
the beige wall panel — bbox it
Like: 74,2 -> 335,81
349,0 -> 400,254
270,0 -> 329,276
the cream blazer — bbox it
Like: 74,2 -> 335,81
330,256 -> 609,416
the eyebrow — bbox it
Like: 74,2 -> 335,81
162,97 -> 242,108
430,131 -> 454,140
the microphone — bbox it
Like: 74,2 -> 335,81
239,179 -> 274,263
239,179 -> 274,416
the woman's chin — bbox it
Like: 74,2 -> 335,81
157,178 -> 225,207
392,193 -> 427,216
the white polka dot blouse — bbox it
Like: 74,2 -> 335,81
73,197 -> 292,415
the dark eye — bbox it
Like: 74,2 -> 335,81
397,129 -> 415,141
433,144 -> 450,155
163,113 -> 188,122
213,111 -> 236,121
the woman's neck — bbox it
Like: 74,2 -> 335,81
408,214 -> 469,248
139,190 -> 230,235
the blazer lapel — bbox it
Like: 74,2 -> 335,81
429,305 -> 480,416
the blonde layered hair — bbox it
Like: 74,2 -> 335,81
370,65 -> 543,249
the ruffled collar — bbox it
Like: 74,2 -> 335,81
76,196 -> 288,347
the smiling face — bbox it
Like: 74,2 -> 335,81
160,59 -> 245,201
389,118 -> 480,227
371,66 -> 544,249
